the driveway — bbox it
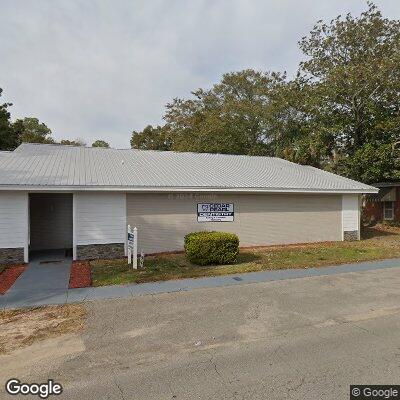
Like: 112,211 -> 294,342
1,266 -> 400,399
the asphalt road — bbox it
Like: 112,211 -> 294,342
2,266 -> 400,399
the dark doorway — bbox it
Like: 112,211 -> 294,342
29,193 -> 73,257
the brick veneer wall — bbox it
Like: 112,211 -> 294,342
363,201 -> 383,222
364,187 -> 400,223
394,188 -> 400,221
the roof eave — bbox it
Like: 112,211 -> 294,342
373,182 -> 400,188
0,185 -> 379,194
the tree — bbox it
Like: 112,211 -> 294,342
132,70 -> 286,156
0,88 -> 15,151
166,70 -> 286,155
60,138 -> 86,146
346,143 -> 400,184
92,140 -> 110,148
131,125 -> 172,150
261,77 -> 328,167
294,2 -> 400,179
12,117 -> 54,144
129,3 -> 400,184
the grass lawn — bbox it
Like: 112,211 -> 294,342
90,225 -> 400,287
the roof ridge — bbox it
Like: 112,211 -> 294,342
19,143 -> 281,159
131,148 -> 280,160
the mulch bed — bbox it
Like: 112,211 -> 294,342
69,261 -> 92,289
0,265 -> 26,295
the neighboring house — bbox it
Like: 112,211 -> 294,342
0,144 -> 377,264
363,183 -> 400,223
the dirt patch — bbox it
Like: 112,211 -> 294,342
69,261 -> 92,288
0,334 -> 86,381
0,265 -> 26,295
0,304 -> 86,354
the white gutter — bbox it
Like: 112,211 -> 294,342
0,185 -> 379,194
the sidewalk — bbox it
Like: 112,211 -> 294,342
0,250 -> 71,309
1,257 -> 400,309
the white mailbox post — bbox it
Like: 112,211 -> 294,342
127,225 -> 138,269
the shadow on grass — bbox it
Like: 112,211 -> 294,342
236,251 -> 263,264
361,226 -> 398,239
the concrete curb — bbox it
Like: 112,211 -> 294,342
1,257 -> 400,309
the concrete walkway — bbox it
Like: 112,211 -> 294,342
0,250 -> 71,309
1,256 -> 400,309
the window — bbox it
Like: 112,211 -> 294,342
383,201 -> 394,220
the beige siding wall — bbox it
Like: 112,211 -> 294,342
74,192 -> 126,246
126,193 -> 342,254
29,194 -> 72,250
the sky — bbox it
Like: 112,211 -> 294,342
1,1 -> 399,148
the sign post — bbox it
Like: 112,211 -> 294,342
127,225 -> 138,269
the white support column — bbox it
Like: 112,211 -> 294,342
124,193 -> 127,256
72,193 -> 77,260
133,227 -> 138,269
342,194 -> 360,241
24,192 -> 29,263
358,195 -> 361,240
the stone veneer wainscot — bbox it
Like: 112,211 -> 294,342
344,230 -> 359,241
76,243 -> 125,260
0,248 -> 25,265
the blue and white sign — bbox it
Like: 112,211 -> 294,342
127,225 -> 138,268
127,232 -> 134,249
197,203 -> 234,222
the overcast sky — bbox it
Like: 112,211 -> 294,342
1,1 -> 399,148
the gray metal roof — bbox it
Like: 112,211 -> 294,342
365,187 -> 392,202
0,143 -> 377,193
373,182 -> 400,187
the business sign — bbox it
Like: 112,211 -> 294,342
197,203 -> 234,222
127,232 -> 134,250
127,225 -> 137,268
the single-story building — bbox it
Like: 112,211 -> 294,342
363,182 -> 400,222
0,143 -> 377,264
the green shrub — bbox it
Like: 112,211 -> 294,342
184,231 -> 239,265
